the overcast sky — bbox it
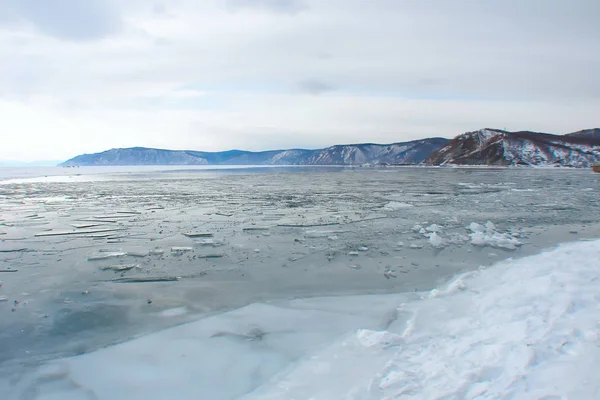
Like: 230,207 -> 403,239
1,0 -> 599,161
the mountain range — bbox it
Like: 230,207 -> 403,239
59,128 -> 600,168
424,128 -> 600,167
59,138 -> 448,167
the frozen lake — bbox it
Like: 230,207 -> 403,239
0,166 -> 599,398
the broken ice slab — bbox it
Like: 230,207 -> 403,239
93,215 -> 138,219
171,247 -> 194,253
149,248 -> 165,255
304,230 -> 347,238
197,253 -> 224,259
194,239 -> 222,246
109,276 -> 181,283
383,201 -> 414,210
126,251 -> 149,257
71,223 -> 103,229
100,264 -> 141,271
87,252 -> 127,261
182,232 -> 214,238
34,228 -> 123,237
76,219 -> 118,223
85,233 -> 118,238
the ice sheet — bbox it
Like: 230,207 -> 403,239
4,240 -> 600,399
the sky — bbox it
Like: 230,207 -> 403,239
0,0 -> 599,162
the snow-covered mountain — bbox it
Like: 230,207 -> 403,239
59,138 -> 449,166
425,128 -> 600,167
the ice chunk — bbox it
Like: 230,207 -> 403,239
171,247 -> 193,253
126,251 -> 148,257
428,232 -> 445,248
356,329 -> 403,348
425,224 -> 442,232
469,222 -> 484,233
100,264 -> 141,271
87,252 -> 126,261
183,232 -> 214,238
383,201 -> 414,210
468,222 -> 523,250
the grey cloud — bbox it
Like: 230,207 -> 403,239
152,3 -> 167,15
298,79 -> 337,95
1,0 -> 121,40
225,0 -> 307,14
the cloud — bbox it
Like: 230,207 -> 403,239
0,0 -> 598,161
0,0 -> 121,40
298,79 -> 337,95
225,0 -> 308,14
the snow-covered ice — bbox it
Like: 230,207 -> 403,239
5,239 -> 600,399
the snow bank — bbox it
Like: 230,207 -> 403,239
5,240 -> 600,399
248,239 -> 600,399
371,239 -> 600,399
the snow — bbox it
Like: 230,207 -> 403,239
5,240 -> 600,399
247,240 -> 600,399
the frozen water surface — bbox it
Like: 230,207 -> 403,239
0,166 -> 599,399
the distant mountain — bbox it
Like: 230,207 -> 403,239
566,128 -> 600,139
59,138 -> 449,167
425,128 -> 600,167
